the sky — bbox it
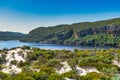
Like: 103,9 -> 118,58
0,0 -> 120,33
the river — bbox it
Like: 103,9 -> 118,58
0,41 -> 114,50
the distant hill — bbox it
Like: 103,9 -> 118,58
0,31 -> 26,40
22,18 -> 120,47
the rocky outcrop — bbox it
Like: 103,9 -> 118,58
56,29 -> 73,40
78,25 -> 120,37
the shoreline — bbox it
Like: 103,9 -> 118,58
21,40 -> 120,48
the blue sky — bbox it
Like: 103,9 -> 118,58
0,0 -> 120,33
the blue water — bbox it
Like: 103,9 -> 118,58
0,41 -> 113,50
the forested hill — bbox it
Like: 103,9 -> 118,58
23,18 -> 120,47
0,31 -> 26,40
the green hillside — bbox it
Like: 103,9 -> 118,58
0,31 -> 26,40
23,18 -> 120,47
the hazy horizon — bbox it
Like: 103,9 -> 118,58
0,0 -> 120,33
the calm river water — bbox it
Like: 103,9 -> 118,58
0,41 -> 114,50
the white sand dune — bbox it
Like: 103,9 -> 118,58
2,48 -> 26,74
29,67 -> 40,72
2,65 -> 22,74
56,62 -> 72,74
65,77 -> 76,80
76,66 -> 99,76
113,60 -> 120,67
